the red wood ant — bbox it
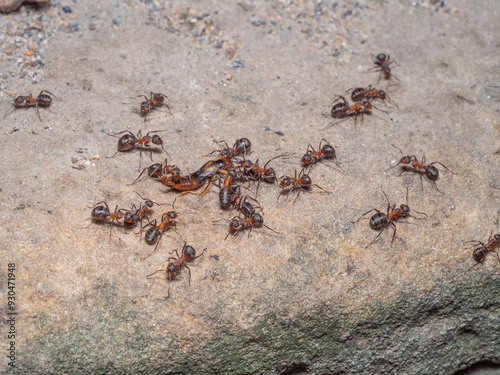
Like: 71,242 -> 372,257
277,169 -> 330,204
4,90 -> 57,121
123,192 -> 170,229
141,211 -> 178,259
322,95 -> 387,131
300,139 -> 344,172
352,189 -> 427,247
137,92 -> 172,122
466,233 -> 500,272
130,161 -> 181,185
147,242 -> 206,298
387,145 -> 456,193
346,85 -> 396,107
107,129 -> 178,163
205,137 -> 252,168
370,53 -> 399,82
219,213 -> 278,240
84,201 -> 127,235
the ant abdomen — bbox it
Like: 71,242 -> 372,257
425,165 -> 439,180
370,213 -> 388,229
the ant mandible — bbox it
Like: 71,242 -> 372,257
466,233 -> 500,272
278,169 -> 330,204
300,139 -> 344,172
352,188 -> 427,247
147,242 -> 206,298
137,92 -> 172,122
4,90 -> 57,121
387,145 -> 457,193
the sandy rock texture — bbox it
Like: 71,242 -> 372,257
0,0 -> 499,374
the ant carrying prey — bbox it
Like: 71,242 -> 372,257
352,188 -> 427,247
4,90 -> 57,121
387,145 -> 456,193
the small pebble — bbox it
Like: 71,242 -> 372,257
89,23 -> 96,31
275,131 -> 284,136
112,18 -> 121,26
13,126 -> 19,132
84,160 -> 91,166
71,157 -> 78,163
233,60 -> 245,68
62,5 -> 72,13
101,128 -> 108,133
31,238 -> 37,244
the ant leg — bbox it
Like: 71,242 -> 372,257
312,184 -> 331,193
352,209 -> 381,224
366,228 -> 386,248
185,264 -> 192,286
39,90 -> 57,99
390,222 -> 398,247
191,248 -> 207,260
431,180 -> 444,195
292,190 -> 302,205
143,236 -> 162,260
146,268 -> 166,278
35,106 -> 42,121
263,224 -> 280,235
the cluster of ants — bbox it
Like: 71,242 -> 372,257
6,53 -> 499,297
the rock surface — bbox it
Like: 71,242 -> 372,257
0,0 -> 499,374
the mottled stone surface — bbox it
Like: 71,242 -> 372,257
0,0 -> 499,374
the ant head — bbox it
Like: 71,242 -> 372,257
140,101 -> 152,113
379,90 -> 387,99
376,53 -> 386,62
398,156 -> 412,166
251,213 -> 264,227
472,247 -> 486,263
493,234 -> 500,242
400,204 -> 410,213
362,101 -> 372,110
151,134 -> 163,145
184,245 -> 196,259
91,205 -> 109,220
280,177 -> 291,189
229,218 -> 240,232
322,144 -> 335,157
166,211 -> 177,219
300,154 -> 313,168
148,163 -> 163,177
425,165 -> 439,180
220,148 -> 231,159
241,160 -> 252,169
145,200 -> 154,208
14,96 -> 25,106
167,262 -> 178,275
234,138 -> 251,154
123,212 -> 137,228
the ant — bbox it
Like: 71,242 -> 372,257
300,139 -> 344,172
205,137 -> 252,168
130,161 -> 181,185
277,169 -> 330,204
84,201 -> 126,235
466,233 -> 500,272
322,95 -> 387,131
370,53 -> 399,82
220,213 -> 278,240
352,188 -> 427,247
137,92 -> 172,122
140,211 -> 179,259
123,192 -> 169,229
147,242 -> 206,298
387,145 -> 456,193
4,90 -> 57,121
107,129 -> 177,165
346,85 -> 395,107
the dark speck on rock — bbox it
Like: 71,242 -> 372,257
112,18 -> 121,26
343,10 -> 352,17
265,127 -> 271,131
275,131 -> 284,136
101,128 -> 108,133
233,60 -> 245,68
13,127 -> 19,132
31,238 -> 37,244
332,51 -> 340,57
62,5 -> 72,13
